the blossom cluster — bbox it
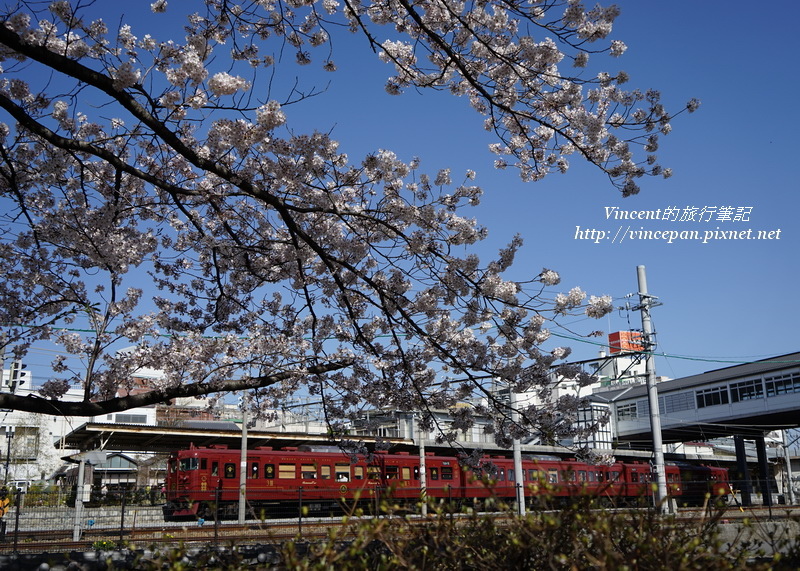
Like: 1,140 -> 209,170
0,1 -> 676,447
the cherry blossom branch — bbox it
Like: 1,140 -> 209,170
0,360 -> 353,416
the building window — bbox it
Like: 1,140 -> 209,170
616,403 -> 637,421
662,392 -> 694,413
729,379 -> 764,403
696,386 -> 730,408
115,414 -> 148,424
11,426 -> 41,460
765,372 -> 800,397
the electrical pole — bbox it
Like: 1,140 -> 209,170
510,389 -> 525,516
635,265 -> 670,514
0,332 -> 5,390
415,414 -> 428,516
238,406 -> 247,524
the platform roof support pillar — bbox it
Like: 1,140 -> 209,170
734,435 -> 752,507
755,434 -> 773,508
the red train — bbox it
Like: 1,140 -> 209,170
162,444 -> 731,520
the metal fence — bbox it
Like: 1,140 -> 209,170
0,485 -> 465,554
0,480 -> 721,555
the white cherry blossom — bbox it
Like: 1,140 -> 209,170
0,1 -> 690,447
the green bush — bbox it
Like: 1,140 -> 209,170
109,496 -> 800,569
91,539 -> 118,551
279,496 -> 782,570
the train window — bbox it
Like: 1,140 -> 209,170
529,469 -> 539,481
248,462 -> 259,479
508,469 -> 515,482
630,471 -> 639,483
320,465 -> 331,480
563,471 -> 576,482
224,463 -> 236,479
278,464 -> 296,479
264,464 -> 275,479
201,458 -> 207,470
609,471 -> 620,482
578,470 -> 586,482
354,466 -> 364,480
402,467 -> 411,480
367,466 -> 381,480
301,465 -> 317,479
588,472 -> 596,482
211,462 -> 219,477
180,458 -> 199,471
413,466 -> 420,480
386,466 -> 399,479
335,464 -> 350,482
547,470 -> 558,484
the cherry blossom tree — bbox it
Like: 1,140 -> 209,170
0,1 -> 694,444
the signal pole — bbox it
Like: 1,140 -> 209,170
635,265 -> 670,513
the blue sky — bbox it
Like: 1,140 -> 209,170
276,0 -> 800,380
13,1 -> 800,385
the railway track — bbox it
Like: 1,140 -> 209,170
676,504 -> 800,520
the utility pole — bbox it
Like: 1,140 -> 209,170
635,265 -> 670,513
0,332 -> 5,389
415,414 -> 428,516
238,406 -> 248,524
510,389 -> 526,516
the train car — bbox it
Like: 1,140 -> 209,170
163,444 -> 461,520
674,462 -> 731,506
461,456 -> 682,507
163,444 -> 724,520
